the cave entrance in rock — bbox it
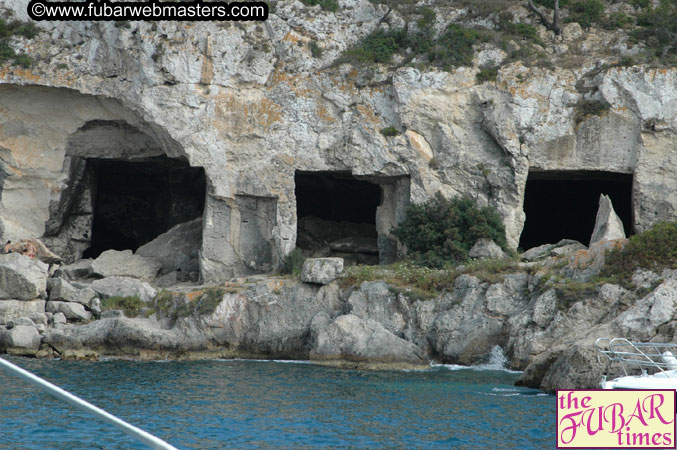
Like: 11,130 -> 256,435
295,171 -> 380,265
519,170 -> 633,250
82,156 -> 206,259
295,171 -> 410,265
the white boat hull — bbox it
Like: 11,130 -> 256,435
602,370 -> 677,390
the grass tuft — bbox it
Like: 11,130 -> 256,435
101,296 -> 144,318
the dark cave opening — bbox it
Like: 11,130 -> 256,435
82,156 -> 206,258
519,171 -> 633,250
295,171 -> 382,264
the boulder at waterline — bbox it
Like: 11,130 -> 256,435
310,314 -> 427,369
0,324 -> 41,356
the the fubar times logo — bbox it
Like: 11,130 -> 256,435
557,390 -> 676,448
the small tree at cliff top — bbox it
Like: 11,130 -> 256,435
393,193 -> 508,268
528,0 -> 562,35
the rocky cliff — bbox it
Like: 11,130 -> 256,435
1,0 -> 675,280
1,228 -> 675,393
0,0 -> 676,391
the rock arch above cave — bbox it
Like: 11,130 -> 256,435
42,120 -> 206,264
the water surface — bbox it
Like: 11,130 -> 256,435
0,357 -> 554,449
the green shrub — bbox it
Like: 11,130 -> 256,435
310,41 -> 323,58
380,126 -> 400,137
427,24 -> 484,69
603,12 -> 633,30
534,0 -> 570,8
195,287 -> 226,316
101,296 -> 144,318
630,0 -> 650,9
417,7 -> 436,28
600,221 -> 677,284
567,0 -> 605,28
13,53 -> 32,68
393,193 -> 508,268
281,248 -> 307,277
339,23 -> 484,71
0,18 -> 38,66
341,28 -> 409,64
0,40 -> 14,63
476,67 -> 498,83
554,281 -> 600,311
0,19 -> 39,39
301,0 -> 339,12
633,0 -> 677,63
340,262 -> 454,299
619,56 -> 635,66
499,21 -> 544,46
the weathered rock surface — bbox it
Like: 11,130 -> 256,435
91,276 -> 157,303
521,240 -> 586,261
0,253 -> 48,300
0,299 -> 46,325
135,218 -> 202,281
310,314 -> 427,369
46,301 -> 91,321
589,194 -> 626,245
301,258 -> 344,285
0,0 -> 674,281
91,250 -> 162,282
55,259 -> 94,280
564,239 -> 627,281
0,325 -> 41,356
347,281 -> 407,336
614,279 -> 677,338
48,278 -> 97,307
469,239 -> 505,260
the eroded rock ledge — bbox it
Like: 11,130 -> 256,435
3,239 -> 676,391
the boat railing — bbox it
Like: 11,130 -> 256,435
0,356 -> 179,450
595,337 -> 677,377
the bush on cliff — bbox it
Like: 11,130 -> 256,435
0,18 -> 38,68
281,248 -> 306,277
600,221 -> 677,284
393,193 -> 508,268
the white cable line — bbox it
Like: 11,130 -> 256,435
0,357 -> 180,450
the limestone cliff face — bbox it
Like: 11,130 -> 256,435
0,0 -> 676,280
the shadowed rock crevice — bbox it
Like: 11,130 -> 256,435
519,170 -> 633,250
83,157 -> 205,258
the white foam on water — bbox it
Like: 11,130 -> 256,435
479,392 -> 522,397
431,346 -> 521,374
214,358 -> 311,365
491,387 -> 521,392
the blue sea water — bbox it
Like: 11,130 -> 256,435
0,356 -> 554,449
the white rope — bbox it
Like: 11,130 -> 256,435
0,357 -> 179,450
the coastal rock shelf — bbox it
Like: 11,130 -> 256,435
2,244 -> 676,392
